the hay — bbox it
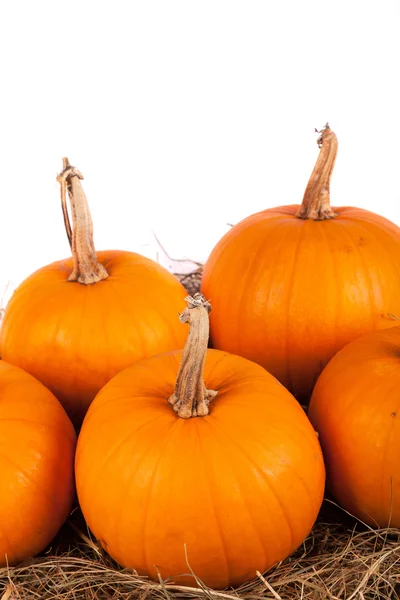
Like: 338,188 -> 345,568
1,502 -> 399,599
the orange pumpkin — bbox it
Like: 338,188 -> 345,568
0,159 -> 187,425
201,124 -> 400,404
75,294 -> 325,589
308,326 -> 400,528
0,360 -> 76,566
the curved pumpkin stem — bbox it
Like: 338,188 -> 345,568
296,124 -> 338,221
57,158 -> 109,285
168,293 -> 217,419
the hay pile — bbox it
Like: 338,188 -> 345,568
1,501 -> 399,600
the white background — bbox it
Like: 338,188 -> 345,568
1,0 -> 399,307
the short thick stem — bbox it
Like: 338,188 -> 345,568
168,293 -> 218,419
296,124 -> 338,221
57,158 -> 109,285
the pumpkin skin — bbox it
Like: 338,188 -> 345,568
0,360 -> 76,566
0,250 -> 187,426
75,349 -> 325,589
308,326 -> 400,528
201,128 -> 400,404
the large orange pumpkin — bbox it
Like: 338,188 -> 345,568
308,326 -> 400,528
0,360 -> 76,566
75,294 -> 325,589
201,124 -> 400,404
0,159 -> 187,425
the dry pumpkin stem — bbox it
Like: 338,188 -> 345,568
168,293 -> 217,418
57,158 -> 109,285
296,123 -> 338,220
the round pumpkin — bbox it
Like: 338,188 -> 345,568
201,124 -> 400,404
308,326 -> 400,528
0,360 -> 76,566
75,294 -> 325,589
0,159 -> 187,425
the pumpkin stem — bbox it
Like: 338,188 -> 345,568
168,293 -> 218,419
296,123 -> 338,220
57,158 -> 109,285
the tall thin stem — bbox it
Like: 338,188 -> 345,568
296,124 -> 338,221
57,158 -> 109,285
168,294 -> 217,418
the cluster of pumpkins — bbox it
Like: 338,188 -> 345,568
1,125 -> 400,589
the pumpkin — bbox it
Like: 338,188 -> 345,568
308,326 -> 400,528
201,124 -> 400,404
0,159 -> 187,425
75,293 -> 325,589
0,360 -> 76,566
